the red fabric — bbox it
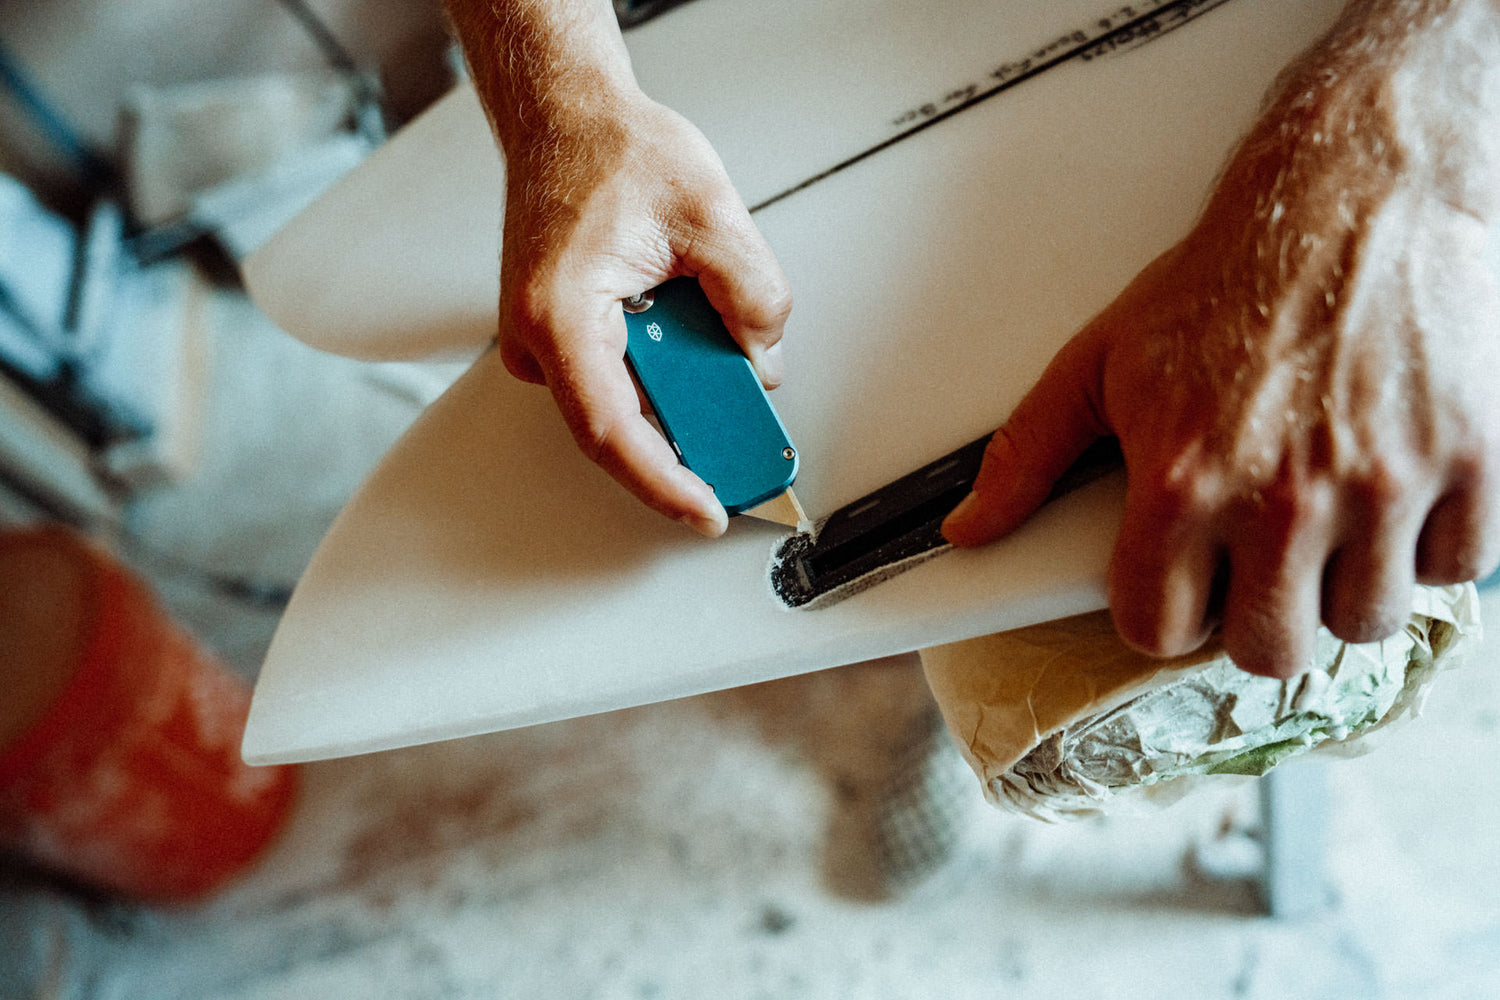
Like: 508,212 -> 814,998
0,529 -> 298,903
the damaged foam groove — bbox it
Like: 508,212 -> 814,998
769,436 -> 1124,610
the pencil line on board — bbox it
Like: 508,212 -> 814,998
746,0 -> 1239,216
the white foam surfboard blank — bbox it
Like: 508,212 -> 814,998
242,0 -> 1346,764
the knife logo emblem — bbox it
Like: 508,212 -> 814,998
647,322 -> 663,342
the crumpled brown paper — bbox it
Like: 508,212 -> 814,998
921,583 -> 1481,821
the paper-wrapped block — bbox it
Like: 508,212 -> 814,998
921,584 -> 1481,821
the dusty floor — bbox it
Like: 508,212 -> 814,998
3,286 -> 1498,999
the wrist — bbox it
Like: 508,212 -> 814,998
1197,0 -> 1500,262
1386,0 -> 1500,223
1270,0 -> 1500,223
447,0 -> 641,162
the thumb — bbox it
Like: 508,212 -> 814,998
942,330 -> 1111,547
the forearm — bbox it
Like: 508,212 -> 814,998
1169,0 -> 1499,411
1378,0 -> 1500,222
1213,0 -> 1500,237
444,0 -> 639,164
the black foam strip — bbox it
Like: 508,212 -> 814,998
770,436 -> 1124,610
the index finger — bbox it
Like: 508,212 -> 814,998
683,204 -> 793,390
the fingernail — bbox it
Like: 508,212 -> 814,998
758,343 -> 785,389
679,506 -> 728,538
941,492 -> 983,545
674,472 -> 727,537
946,491 -> 979,526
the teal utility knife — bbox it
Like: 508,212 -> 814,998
623,277 -> 803,527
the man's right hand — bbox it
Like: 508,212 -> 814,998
496,90 -> 791,537
448,0 -> 792,536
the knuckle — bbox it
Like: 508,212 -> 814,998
673,185 -> 737,240
1257,481 -> 1307,529
730,282 -> 793,341
1246,477 -> 1333,546
975,425 -> 1052,506
1156,477 -> 1212,525
751,282 -> 794,331
980,426 -> 1023,473
1449,447 -> 1486,483
503,278 -> 558,342
571,408 -> 623,468
499,340 -> 544,385
1419,536 -> 1490,584
547,369 -> 622,469
1139,457 -> 1220,525
1446,451 -> 1493,507
1345,459 -> 1405,514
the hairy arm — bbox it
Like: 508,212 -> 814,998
445,0 -> 792,535
945,0 -> 1500,676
